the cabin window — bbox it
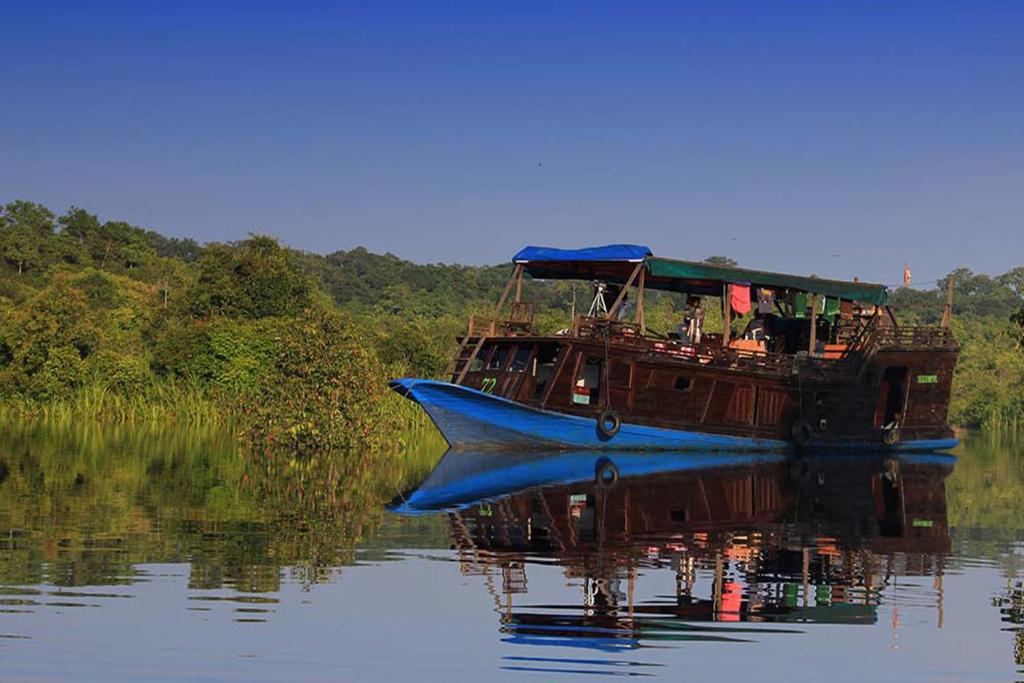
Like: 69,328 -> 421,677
487,344 -> 511,371
674,376 -> 692,392
609,360 -> 632,388
644,370 -> 680,392
573,357 -> 603,406
533,344 -> 562,399
509,345 -> 533,373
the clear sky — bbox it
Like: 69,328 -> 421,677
2,1 -> 1022,285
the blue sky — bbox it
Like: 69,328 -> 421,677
2,1 -> 1022,284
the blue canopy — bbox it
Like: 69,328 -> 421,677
513,244 -> 652,264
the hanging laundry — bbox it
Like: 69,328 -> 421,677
757,288 -> 775,315
729,283 -> 752,316
793,291 -> 808,318
824,296 -> 841,317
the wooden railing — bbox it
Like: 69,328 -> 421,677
446,307 -> 538,380
448,311 -> 957,385
467,315 -> 497,337
637,339 -> 797,376
874,326 -> 958,349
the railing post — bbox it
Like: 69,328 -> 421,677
608,262 -> 644,320
941,278 -> 954,328
494,264 -> 523,319
722,284 -> 731,348
808,294 -> 818,354
637,268 -> 646,335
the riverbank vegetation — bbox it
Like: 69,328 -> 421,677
2,200 -> 1023,443
0,420 -> 446,589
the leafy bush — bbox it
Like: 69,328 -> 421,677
948,317 -> 1024,428
151,317 -> 280,395
91,350 -> 154,395
187,236 -> 312,319
28,344 -> 86,400
0,275 -> 100,399
241,309 -> 398,457
70,269 -> 125,308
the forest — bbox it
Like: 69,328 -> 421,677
1,200 -> 1023,448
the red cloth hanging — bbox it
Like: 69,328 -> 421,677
729,283 -> 752,315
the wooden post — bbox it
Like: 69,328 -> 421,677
713,553 -> 724,614
722,284 -> 731,347
607,262 -> 644,319
885,305 -> 899,328
493,264 -> 522,318
627,566 -> 636,624
802,547 -> 810,608
636,268 -> 646,335
808,294 -> 818,354
941,278 -> 954,328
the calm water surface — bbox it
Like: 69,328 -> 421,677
1,422 -> 1023,682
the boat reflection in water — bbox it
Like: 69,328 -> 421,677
391,450 -> 954,652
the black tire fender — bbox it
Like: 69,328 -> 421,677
594,456 -> 620,487
597,409 -> 621,438
789,456 -> 811,482
791,420 -> 814,449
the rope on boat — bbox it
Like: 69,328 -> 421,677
601,324 -> 613,412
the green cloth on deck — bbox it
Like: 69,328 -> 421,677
824,296 -> 841,317
794,292 -> 808,318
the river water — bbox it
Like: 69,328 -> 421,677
1,422 -> 1022,682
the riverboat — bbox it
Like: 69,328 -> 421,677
391,245 -> 959,452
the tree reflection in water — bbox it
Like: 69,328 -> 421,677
0,419 -> 445,592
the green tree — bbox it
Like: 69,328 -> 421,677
241,308 -> 397,456
56,207 -> 102,265
0,274 -> 100,399
0,200 -> 55,275
187,235 -> 312,319
999,267 -> 1024,298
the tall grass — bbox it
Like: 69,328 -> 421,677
983,413 -> 1024,431
0,381 -> 227,425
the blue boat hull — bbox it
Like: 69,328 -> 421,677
391,449 -> 788,513
390,378 -> 959,452
390,378 -> 788,451
390,449 -> 957,514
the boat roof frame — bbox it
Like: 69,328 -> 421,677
513,244 -> 888,305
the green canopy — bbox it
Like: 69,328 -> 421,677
646,257 -> 889,305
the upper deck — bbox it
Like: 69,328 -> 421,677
448,244 -> 958,385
